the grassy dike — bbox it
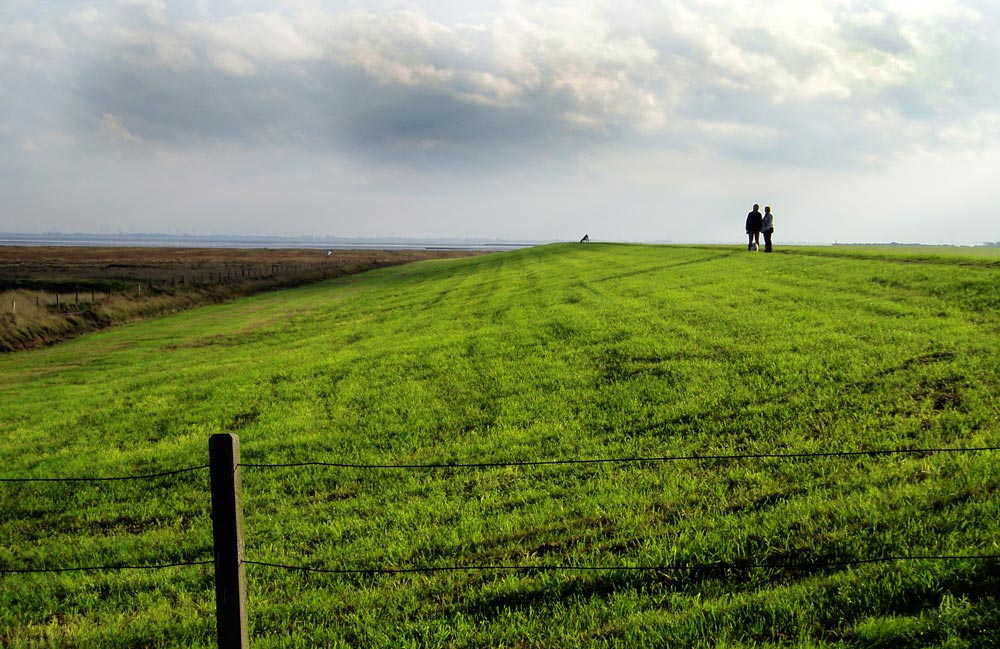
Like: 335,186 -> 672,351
0,246 -> 476,352
1,243 -> 999,647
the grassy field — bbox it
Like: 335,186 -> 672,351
1,243 -> 999,647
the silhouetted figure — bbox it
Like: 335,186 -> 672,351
762,206 -> 774,252
745,204 -> 763,251
580,234 -> 590,243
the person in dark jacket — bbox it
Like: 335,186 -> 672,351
745,204 -> 763,251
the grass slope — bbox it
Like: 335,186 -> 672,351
2,243 -> 999,647
0,246 -> 477,351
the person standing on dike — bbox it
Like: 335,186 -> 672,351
762,206 -> 774,252
745,204 -> 763,251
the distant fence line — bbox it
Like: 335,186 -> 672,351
2,437 -> 999,648
3,259 -> 371,312
4,250 -> 474,314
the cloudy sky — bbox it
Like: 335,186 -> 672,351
2,0 -> 999,244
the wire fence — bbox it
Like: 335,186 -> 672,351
3,261 -> 351,313
0,560 -> 215,574
3,444 -> 999,577
238,444 -> 1000,470
243,554 -> 1000,576
0,464 -> 210,483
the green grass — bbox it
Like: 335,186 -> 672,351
2,243 -> 999,647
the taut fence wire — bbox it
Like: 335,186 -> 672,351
0,464 -> 210,483
243,554 -> 1000,577
4,445 -> 998,482
0,560 -> 215,574
237,444 -> 1000,471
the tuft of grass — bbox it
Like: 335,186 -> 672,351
1,243 -> 999,647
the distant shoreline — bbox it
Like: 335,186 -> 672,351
0,232 -> 542,251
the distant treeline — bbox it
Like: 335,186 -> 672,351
833,242 -> 1000,247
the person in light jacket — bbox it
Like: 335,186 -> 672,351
762,206 -> 774,252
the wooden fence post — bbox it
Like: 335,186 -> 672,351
209,433 -> 250,649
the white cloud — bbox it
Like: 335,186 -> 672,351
0,21 -> 69,67
185,11 -> 328,74
210,50 -> 257,76
99,113 -> 142,144
65,1 -> 197,70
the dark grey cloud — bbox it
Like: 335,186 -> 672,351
74,56 -> 593,171
79,64 -> 244,144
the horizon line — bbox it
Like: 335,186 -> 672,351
1,232 -> 998,248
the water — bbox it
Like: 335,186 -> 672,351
0,233 -> 543,251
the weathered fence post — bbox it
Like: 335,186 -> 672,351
209,433 -> 250,649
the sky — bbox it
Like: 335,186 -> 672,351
2,0 -> 999,245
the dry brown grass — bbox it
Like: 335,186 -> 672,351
0,246 -> 482,351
